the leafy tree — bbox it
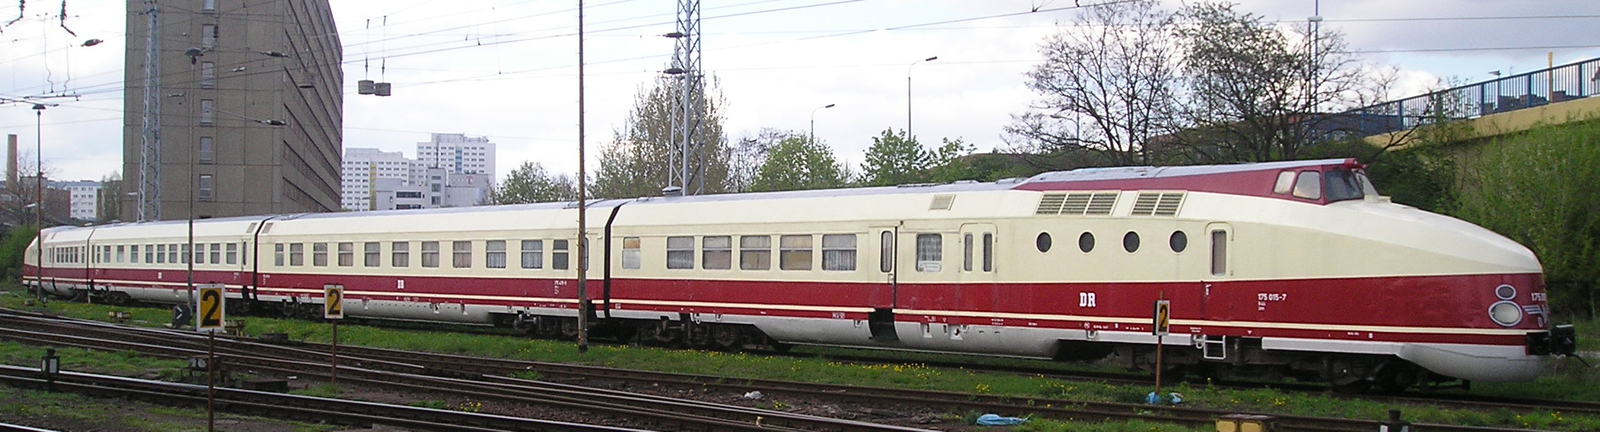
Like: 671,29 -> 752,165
592,75 -> 730,199
1007,0 -> 1180,166
859,129 -> 932,187
749,135 -> 846,192
97,171 -> 123,222
491,162 -> 576,204
1174,2 -> 1378,163
927,138 -> 978,183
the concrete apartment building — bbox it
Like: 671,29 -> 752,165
340,134 -> 498,212
121,0 -> 343,221
57,181 -> 102,221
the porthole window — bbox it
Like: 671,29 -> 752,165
1036,232 -> 1052,253
1078,232 -> 1095,253
1123,231 -> 1140,253
1169,231 -> 1187,253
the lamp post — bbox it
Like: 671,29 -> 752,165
906,56 -> 937,140
810,103 -> 835,144
32,103 -> 44,302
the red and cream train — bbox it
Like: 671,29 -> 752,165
25,158 -> 1576,390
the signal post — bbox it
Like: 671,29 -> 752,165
195,284 -> 225,432
1153,296 -> 1171,402
325,284 -> 344,383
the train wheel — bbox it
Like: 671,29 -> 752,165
711,326 -> 741,351
559,318 -> 579,340
512,314 -> 537,335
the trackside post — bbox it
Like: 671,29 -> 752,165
325,284 -> 344,384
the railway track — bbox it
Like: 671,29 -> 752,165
1,307 -> 1584,431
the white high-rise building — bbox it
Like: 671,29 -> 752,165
417,133 -> 496,176
341,135 -> 498,212
340,149 -> 412,211
56,180 -> 102,221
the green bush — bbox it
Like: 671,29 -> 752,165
1448,119 -> 1600,319
0,225 -> 37,281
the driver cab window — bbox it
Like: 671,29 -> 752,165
1292,171 -> 1322,200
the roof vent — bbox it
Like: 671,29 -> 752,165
1036,192 -> 1118,216
1131,192 -> 1186,216
929,194 -> 955,210
662,186 -> 683,197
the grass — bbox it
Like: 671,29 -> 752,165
0,385 -> 340,432
4,286 -> 1600,431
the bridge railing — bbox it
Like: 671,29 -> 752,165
1338,57 -> 1600,137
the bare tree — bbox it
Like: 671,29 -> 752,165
1006,0 -> 1180,167
727,128 -> 793,193
0,150 -> 54,227
1174,2 -> 1377,163
592,75 -> 729,199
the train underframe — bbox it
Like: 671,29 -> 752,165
29,282 -> 1460,393
1095,338 -> 1459,393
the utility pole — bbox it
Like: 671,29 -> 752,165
665,0 -> 703,194
138,2 -> 162,221
575,0 -> 589,354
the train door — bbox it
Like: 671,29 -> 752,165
958,223 -> 999,311
1201,222 -> 1233,322
868,225 -> 900,341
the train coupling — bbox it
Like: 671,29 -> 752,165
1526,324 -> 1577,356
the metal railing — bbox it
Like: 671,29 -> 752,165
1339,57 -> 1600,137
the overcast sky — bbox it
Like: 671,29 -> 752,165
3,0 -> 1599,184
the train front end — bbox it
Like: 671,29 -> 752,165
1319,167 -> 1577,383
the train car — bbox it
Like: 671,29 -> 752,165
23,158 -> 1577,391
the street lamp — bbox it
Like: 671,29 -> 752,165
907,56 -> 937,140
810,103 -> 835,144
32,103 -> 44,301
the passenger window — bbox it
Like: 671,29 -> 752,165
666,236 -> 694,269
453,241 -> 472,268
210,243 -> 221,265
128,245 -> 137,264
779,235 -> 812,271
157,244 -> 167,264
290,243 -> 304,266
229,243 -> 241,265
552,240 -> 569,270
337,242 -> 353,267
145,244 -> 154,263
740,235 -> 771,270
703,236 -> 732,270
521,240 -> 543,269
821,234 -> 856,271
1210,230 -> 1228,276
392,242 -> 411,268
117,245 -> 125,263
313,243 -> 328,266
1293,171 -> 1322,200
622,237 -> 641,269
486,240 -> 507,269
168,243 -> 179,264
421,241 -> 439,268
274,244 -> 284,266
915,233 -> 942,272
